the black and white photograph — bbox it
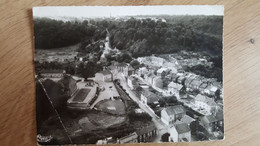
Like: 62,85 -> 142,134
33,5 -> 224,145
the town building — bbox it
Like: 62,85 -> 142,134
117,132 -> 138,144
199,82 -> 209,91
190,79 -> 203,90
144,72 -> 156,85
171,73 -> 179,83
167,82 -> 184,99
194,94 -> 216,115
157,68 -> 169,77
94,70 -> 113,82
39,69 -> 65,81
114,62 -> 135,77
200,115 -> 218,132
85,79 -> 95,86
140,89 -> 159,106
71,75 -> 85,82
176,75 -> 185,85
136,125 -> 158,142
125,65 -> 135,76
169,123 -> 191,142
161,105 -> 186,125
202,108 -> 224,133
138,67 -> 149,77
127,76 -> 135,90
96,137 -> 114,145
204,85 -> 219,97
215,109 -> 224,132
179,115 -> 195,126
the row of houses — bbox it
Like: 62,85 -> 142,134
96,125 -> 158,145
160,104 -> 223,142
172,72 -> 221,98
136,65 -> 221,99
178,58 -> 213,68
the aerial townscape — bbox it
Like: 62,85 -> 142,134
34,11 -> 223,145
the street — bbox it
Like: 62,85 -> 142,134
113,72 -> 170,142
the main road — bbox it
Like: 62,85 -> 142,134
113,72 -> 169,142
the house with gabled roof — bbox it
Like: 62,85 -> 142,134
200,115 -> 218,132
199,82 -> 208,91
194,94 -> 216,115
169,122 -> 191,142
204,85 -> 219,97
161,105 -> 186,125
140,89 -> 159,105
179,115 -> 195,126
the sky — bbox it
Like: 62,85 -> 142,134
33,5 -> 224,18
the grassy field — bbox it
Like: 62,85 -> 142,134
35,43 -> 79,63
87,111 -> 126,129
95,99 -> 126,115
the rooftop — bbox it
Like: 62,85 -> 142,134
175,123 -> 190,134
215,109 -> 224,121
142,89 -> 159,103
136,124 -> 156,136
201,115 -> 217,124
190,79 -> 202,86
181,115 -> 195,124
165,105 -> 185,116
118,132 -> 138,143
39,69 -> 65,74
168,82 -> 183,90
195,94 -> 216,106
199,82 -> 208,89
157,68 -> 168,73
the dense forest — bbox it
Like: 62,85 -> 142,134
34,15 -> 223,57
33,18 -> 107,49
108,16 -> 223,57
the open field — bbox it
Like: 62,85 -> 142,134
95,99 -> 126,115
35,43 -> 80,63
87,112 -> 127,129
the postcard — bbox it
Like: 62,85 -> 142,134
33,5 -> 224,145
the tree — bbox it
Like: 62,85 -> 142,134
117,52 -> 132,63
130,60 -> 140,70
161,133 -> 170,142
42,79 -> 69,110
128,111 -> 152,122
